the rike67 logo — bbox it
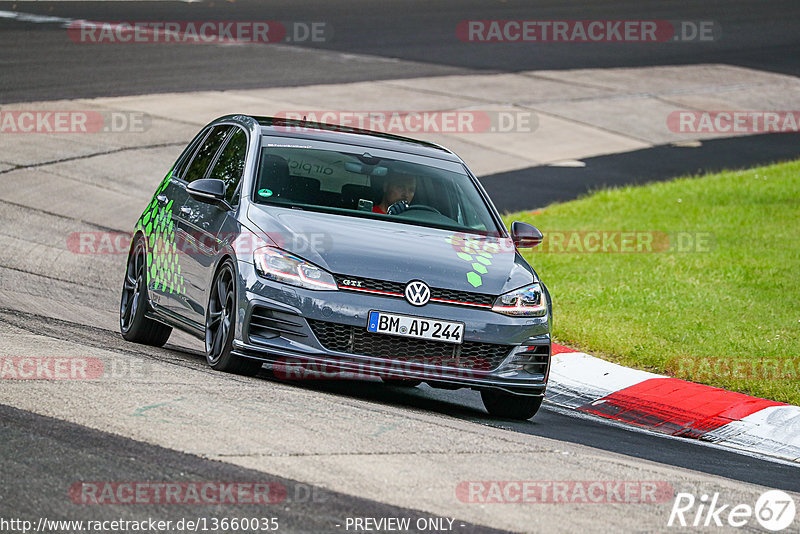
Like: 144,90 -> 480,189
668,490 -> 796,531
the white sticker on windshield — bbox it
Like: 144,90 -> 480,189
265,143 -> 312,148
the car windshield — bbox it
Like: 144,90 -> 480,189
253,136 -> 501,235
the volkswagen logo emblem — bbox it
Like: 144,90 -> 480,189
405,280 -> 431,306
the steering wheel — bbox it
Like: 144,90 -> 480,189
388,201 -> 441,215
405,204 -> 441,215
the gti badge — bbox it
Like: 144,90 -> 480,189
405,280 -> 431,306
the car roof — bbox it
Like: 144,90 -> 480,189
214,115 -> 463,163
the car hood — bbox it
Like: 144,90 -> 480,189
246,205 -> 536,295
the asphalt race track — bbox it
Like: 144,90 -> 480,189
2,0 -> 800,102
481,132 -> 800,211
1,1 -> 799,533
0,403 -> 506,534
4,0 -> 800,209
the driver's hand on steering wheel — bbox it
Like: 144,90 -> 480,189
387,200 -> 409,215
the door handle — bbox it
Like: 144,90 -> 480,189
156,194 -> 168,204
180,206 -> 193,216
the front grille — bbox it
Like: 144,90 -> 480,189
433,287 -> 494,306
334,275 -> 495,307
336,276 -> 405,295
307,319 -> 513,371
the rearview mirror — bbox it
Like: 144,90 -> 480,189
187,179 -> 230,209
511,221 -> 543,248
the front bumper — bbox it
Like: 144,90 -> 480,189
233,260 -> 550,396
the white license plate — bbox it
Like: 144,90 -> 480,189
367,311 -> 464,344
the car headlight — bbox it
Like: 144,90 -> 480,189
492,283 -> 547,316
253,246 -> 338,291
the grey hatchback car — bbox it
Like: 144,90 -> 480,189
120,115 -> 552,419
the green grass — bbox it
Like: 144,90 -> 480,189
504,159 -> 800,404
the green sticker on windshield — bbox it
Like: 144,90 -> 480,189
258,188 -> 273,197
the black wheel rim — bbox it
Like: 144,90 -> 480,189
120,242 -> 145,332
206,265 -> 234,364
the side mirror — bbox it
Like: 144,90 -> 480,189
511,221 -> 543,248
187,179 -> 230,209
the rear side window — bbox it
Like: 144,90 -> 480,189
208,128 -> 248,204
172,128 -> 210,180
183,125 -> 232,183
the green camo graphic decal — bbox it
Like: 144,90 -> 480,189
445,235 -> 500,288
137,169 -> 185,295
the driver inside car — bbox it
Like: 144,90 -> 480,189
373,173 -> 416,214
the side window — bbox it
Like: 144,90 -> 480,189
208,128 -> 248,204
173,128 -> 210,180
182,126 -> 232,183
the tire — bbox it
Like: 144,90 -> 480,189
120,235 -> 172,347
481,391 -> 543,420
205,260 -> 263,376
